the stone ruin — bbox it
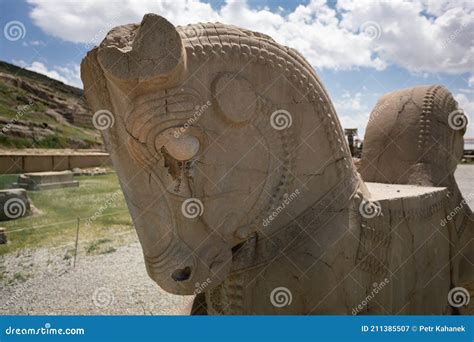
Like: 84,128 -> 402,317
81,14 -> 473,315
72,167 -> 108,176
0,188 -> 30,222
13,170 -> 78,191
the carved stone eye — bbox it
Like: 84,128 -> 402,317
163,134 -> 200,161
154,127 -> 201,161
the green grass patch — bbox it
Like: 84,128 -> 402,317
0,173 -> 134,255
0,80 -> 100,149
85,238 -> 117,255
0,174 -> 18,190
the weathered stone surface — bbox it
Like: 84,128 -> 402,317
13,171 -> 78,191
0,188 -> 30,221
81,14 -> 471,315
360,85 -> 473,314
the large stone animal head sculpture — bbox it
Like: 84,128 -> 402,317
360,85 -> 466,189
81,14 -> 357,295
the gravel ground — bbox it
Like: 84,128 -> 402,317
1,165 -> 472,315
0,236 -> 194,315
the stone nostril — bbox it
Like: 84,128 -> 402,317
171,266 -> 192,282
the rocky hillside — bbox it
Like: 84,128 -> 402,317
0,61 -> 102,149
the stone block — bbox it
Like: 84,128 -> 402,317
13,171 -> 78,191
0,188 -> 30,221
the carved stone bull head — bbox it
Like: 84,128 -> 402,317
81,14 -> 357,296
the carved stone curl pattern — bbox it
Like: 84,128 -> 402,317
177,22 -> 353,180
125,86 -> 205,169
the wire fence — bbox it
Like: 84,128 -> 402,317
1,203 -> 136,270
4,209 -> 131,234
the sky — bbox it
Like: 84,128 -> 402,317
0,0 -> 472,137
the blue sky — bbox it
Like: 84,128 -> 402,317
0,0 -> 472,136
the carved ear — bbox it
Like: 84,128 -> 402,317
81,47 -> 113,114
97,13 -> 186,91
212,73 -> 257,125
81,47 -> 120,150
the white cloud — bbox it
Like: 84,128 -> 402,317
53,64 -> 82,87
338,111 -> 369,138
21,40 -> 46,47
339,0 -> 473,75
334,92 -> 363,111
22,0 -> 472,138
27,0 -> 220,47
30,40 -> 46,46
334,91 -> 474,139
26,0 -> 472,76
14,60 -> 82,88
334,92 -> 370,136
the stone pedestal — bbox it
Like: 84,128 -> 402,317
0,188 -> 30,221
13,171 -> 79,191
